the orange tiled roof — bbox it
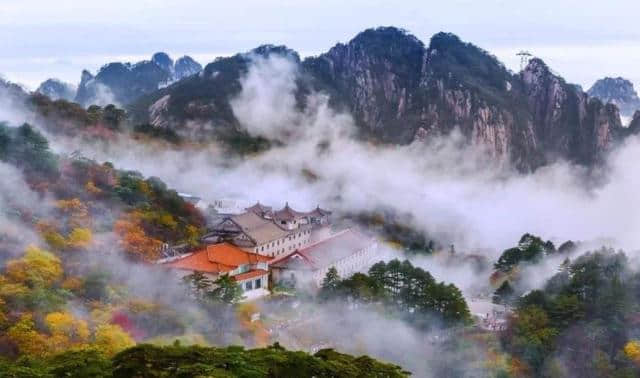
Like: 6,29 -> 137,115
164,243 -> 269,273
232,269 -> 268,282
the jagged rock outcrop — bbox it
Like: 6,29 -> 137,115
0,78 -> 28,101
152,52 -> 174,75
174,56 -> 203,80
36,79 -> 76,101
588,77 -> 640,119
303,27 -> 426,143
0,78 -> 30,123
521,58 -> 623,166
303,29 -> 624,169
75,53 -> 202,106
129,45 -> 299,140
127,27 -> 628,170
628,111 -> 640,135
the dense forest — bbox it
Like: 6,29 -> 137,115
3,22 -> 640,374
0,123 -> 418,376
0,343 -> 409,377
318,260 -> 471,327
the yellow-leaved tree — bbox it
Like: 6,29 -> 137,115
56,198 -> 91,229
624,340 -> 640,366
66,227 -> 93,250
5,245 -> 63,287
114,214 -> 163,261
44,311 -> 90,355
94,324 -> 135,356
7,314 -> 49,357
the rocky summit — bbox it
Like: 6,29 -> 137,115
588,77 -> 640,119
128,27 -> 633,171
74,52 -> 202,107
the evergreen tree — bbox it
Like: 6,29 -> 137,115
182,271 -> 213,301
319,267 -> 341,300
492,280 -> 515,304
208,274 -> 243,304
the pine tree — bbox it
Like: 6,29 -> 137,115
208,274 -> 243,304
319,267 -> 341,300
492,280 -> 515,305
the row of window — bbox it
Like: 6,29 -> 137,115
244,277 -> 262,291
268,239 -> 309,257
257,230 -> 312,254
315,248 -> 370,282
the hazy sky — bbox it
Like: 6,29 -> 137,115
2,0 -> 640,90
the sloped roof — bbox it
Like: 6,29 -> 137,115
233,269 -> 269,282
307,206 -> 332,217
273,202 -> 307,221
271,252 -> 315,271
230,212 -> 270,230
163,243 -> 270,273
230,212 -> 289,245
271,229 -> 373,270
245,201 -> 272,216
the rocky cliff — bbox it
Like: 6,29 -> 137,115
36,78 -> 76,101
305,29 -> 625,169
127,27 -> 629,170
588,77 -> 640,119
75,53 -> 202,106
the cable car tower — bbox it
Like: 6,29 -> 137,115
517,51 -> 532,71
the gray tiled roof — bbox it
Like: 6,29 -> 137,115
273,203 -> 307,221
271,229 -> 372,270
230,212 -> 289,245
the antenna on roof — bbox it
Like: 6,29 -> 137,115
516,50 -> 532,71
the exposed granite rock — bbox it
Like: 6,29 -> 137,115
75,53 -> 202,106
588,77 -> 640,119
36,79 -> 76,101
127,27 -> 629,170
175,56 -> 203,80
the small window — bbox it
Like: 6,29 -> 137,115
245,281 -> 253,291
255,278 -> 261,289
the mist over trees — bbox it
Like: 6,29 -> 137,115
319,260 -> 471,326
3,23 -> 640,377
500,248 -> 640,376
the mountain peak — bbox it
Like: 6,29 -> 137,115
349,26 -> 424,49
428,32 -> 464,51
174,56 -> 202,80
249,45 -> 300,62
36,78 -> 76,101
152,52 -> 174,73
588,77 -> 640,117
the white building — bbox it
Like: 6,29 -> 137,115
204,202 -> 333,259
160,243 -> 271,300
270,228 -> 378,288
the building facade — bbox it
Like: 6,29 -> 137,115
270,229 -> 379,288
203,202 -> 332,259
160,243 -> 271,300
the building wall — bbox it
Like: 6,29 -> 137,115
247,228 -> 314,258
273,241 -> 379,288
236,272 -> 269,293
171,268 -> 269,299
310,242 -> 378,286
